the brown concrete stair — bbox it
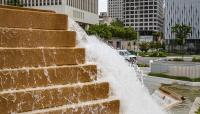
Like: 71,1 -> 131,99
0,64 -> 97,91
0,6 -> 120,114
0,82 -> 109,113
0,48 -> 85,68
20,98 -> 120,114
0,28 -> 76,47
0,8 -> 67,30
0,5 -> 55,13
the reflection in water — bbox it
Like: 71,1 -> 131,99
144,81 -> 200,114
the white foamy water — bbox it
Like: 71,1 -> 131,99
69,18 -> 166,114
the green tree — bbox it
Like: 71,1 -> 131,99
150,42 -> 162,51
124,27 -> 137,40
171,24 -> 192,55
152,32 -> 163,42
86,24 -> 112,39
7,0 -> 23,6
139,42 -> 150,52
110,19 -> 124,27
87,20 -> 137,41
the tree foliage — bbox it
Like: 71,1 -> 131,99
171,24 -> 192,45
86,24 -> 112,39
86,20 -> 137,40
110,19 -> 124,27
171,24 -> 192,55
150,42 -> 163,50
139,42 -> 150,52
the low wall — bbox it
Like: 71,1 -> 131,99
169,66 -> 200,79
151,62 -> 200,78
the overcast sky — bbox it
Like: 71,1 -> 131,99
99,0 -> 107,13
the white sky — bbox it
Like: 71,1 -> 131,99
99,0 -> 107,13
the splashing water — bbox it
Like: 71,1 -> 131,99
69,18 -> 166,114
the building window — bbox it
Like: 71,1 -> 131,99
36,0 -> 38,6
43,0 -> 46,5
40,0 -> 42,6
47,0 -> 50,5
59,0 -> 61,5
32,0 -> 35,6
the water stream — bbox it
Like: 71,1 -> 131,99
68,18 -> 166,114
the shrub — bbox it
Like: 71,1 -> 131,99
138,52 -> 148,57
192,57 -> 200,62
172,58 -> 184,61
137,63 -> 149,67
139,42 -> 150,52
149,51 -> 167,57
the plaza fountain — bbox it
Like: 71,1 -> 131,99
0,5 -> 166,114
69,18 -> 166,114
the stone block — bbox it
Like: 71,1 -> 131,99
0,8 -> 67,30
0,28 -> 76,47
0,48 -> 85,68
0,65 -> 97,91
0,82 -> 109,113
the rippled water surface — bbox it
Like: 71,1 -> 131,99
145,81 -> 200,114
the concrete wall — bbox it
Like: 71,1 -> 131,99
107,39 -> 139,51
169,66 -> 200,79
30,5 -> 98,25
151,62 -> 200,78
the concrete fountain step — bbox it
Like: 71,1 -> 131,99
0,5 -> 55,13
0,48 -> 85,69
0,82 -> 109,114
0,28 -> 76,47
0,8 -> 67,30
19,97 -> 120,114
0,64 -> 97,91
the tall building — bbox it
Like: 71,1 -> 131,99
0,0 -> 98,26
108,0 -> 164,42
99,12 -> 113,25
165,0 -> 200,53
108,0 -> 124,21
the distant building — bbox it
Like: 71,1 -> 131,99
107,39 -> 139,51
99,12 -> 113,25
165,0 -> 200,53
108,0 -> 164,42
99,12 -> 108,17
108,0 -> 124,22
0,0 -> 99,27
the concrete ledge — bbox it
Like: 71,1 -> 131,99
189,97 -> 200,114
20,98 -> 120,114
0,82 -> 109,113
0,8 -> 67,30
0,48 -> 85,68
144,76 -> 200,86
0,28 -> 76,47
0,64 -> 97,91
0,5 -> 55,13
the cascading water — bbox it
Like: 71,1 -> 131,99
69,18 -> 166,114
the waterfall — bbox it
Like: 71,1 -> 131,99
68,18 -> 166,114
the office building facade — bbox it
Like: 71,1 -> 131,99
0,0 -> 99,25
165,0 -> 200,53
108,0 -> 164,42
108,0 -> 124,22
